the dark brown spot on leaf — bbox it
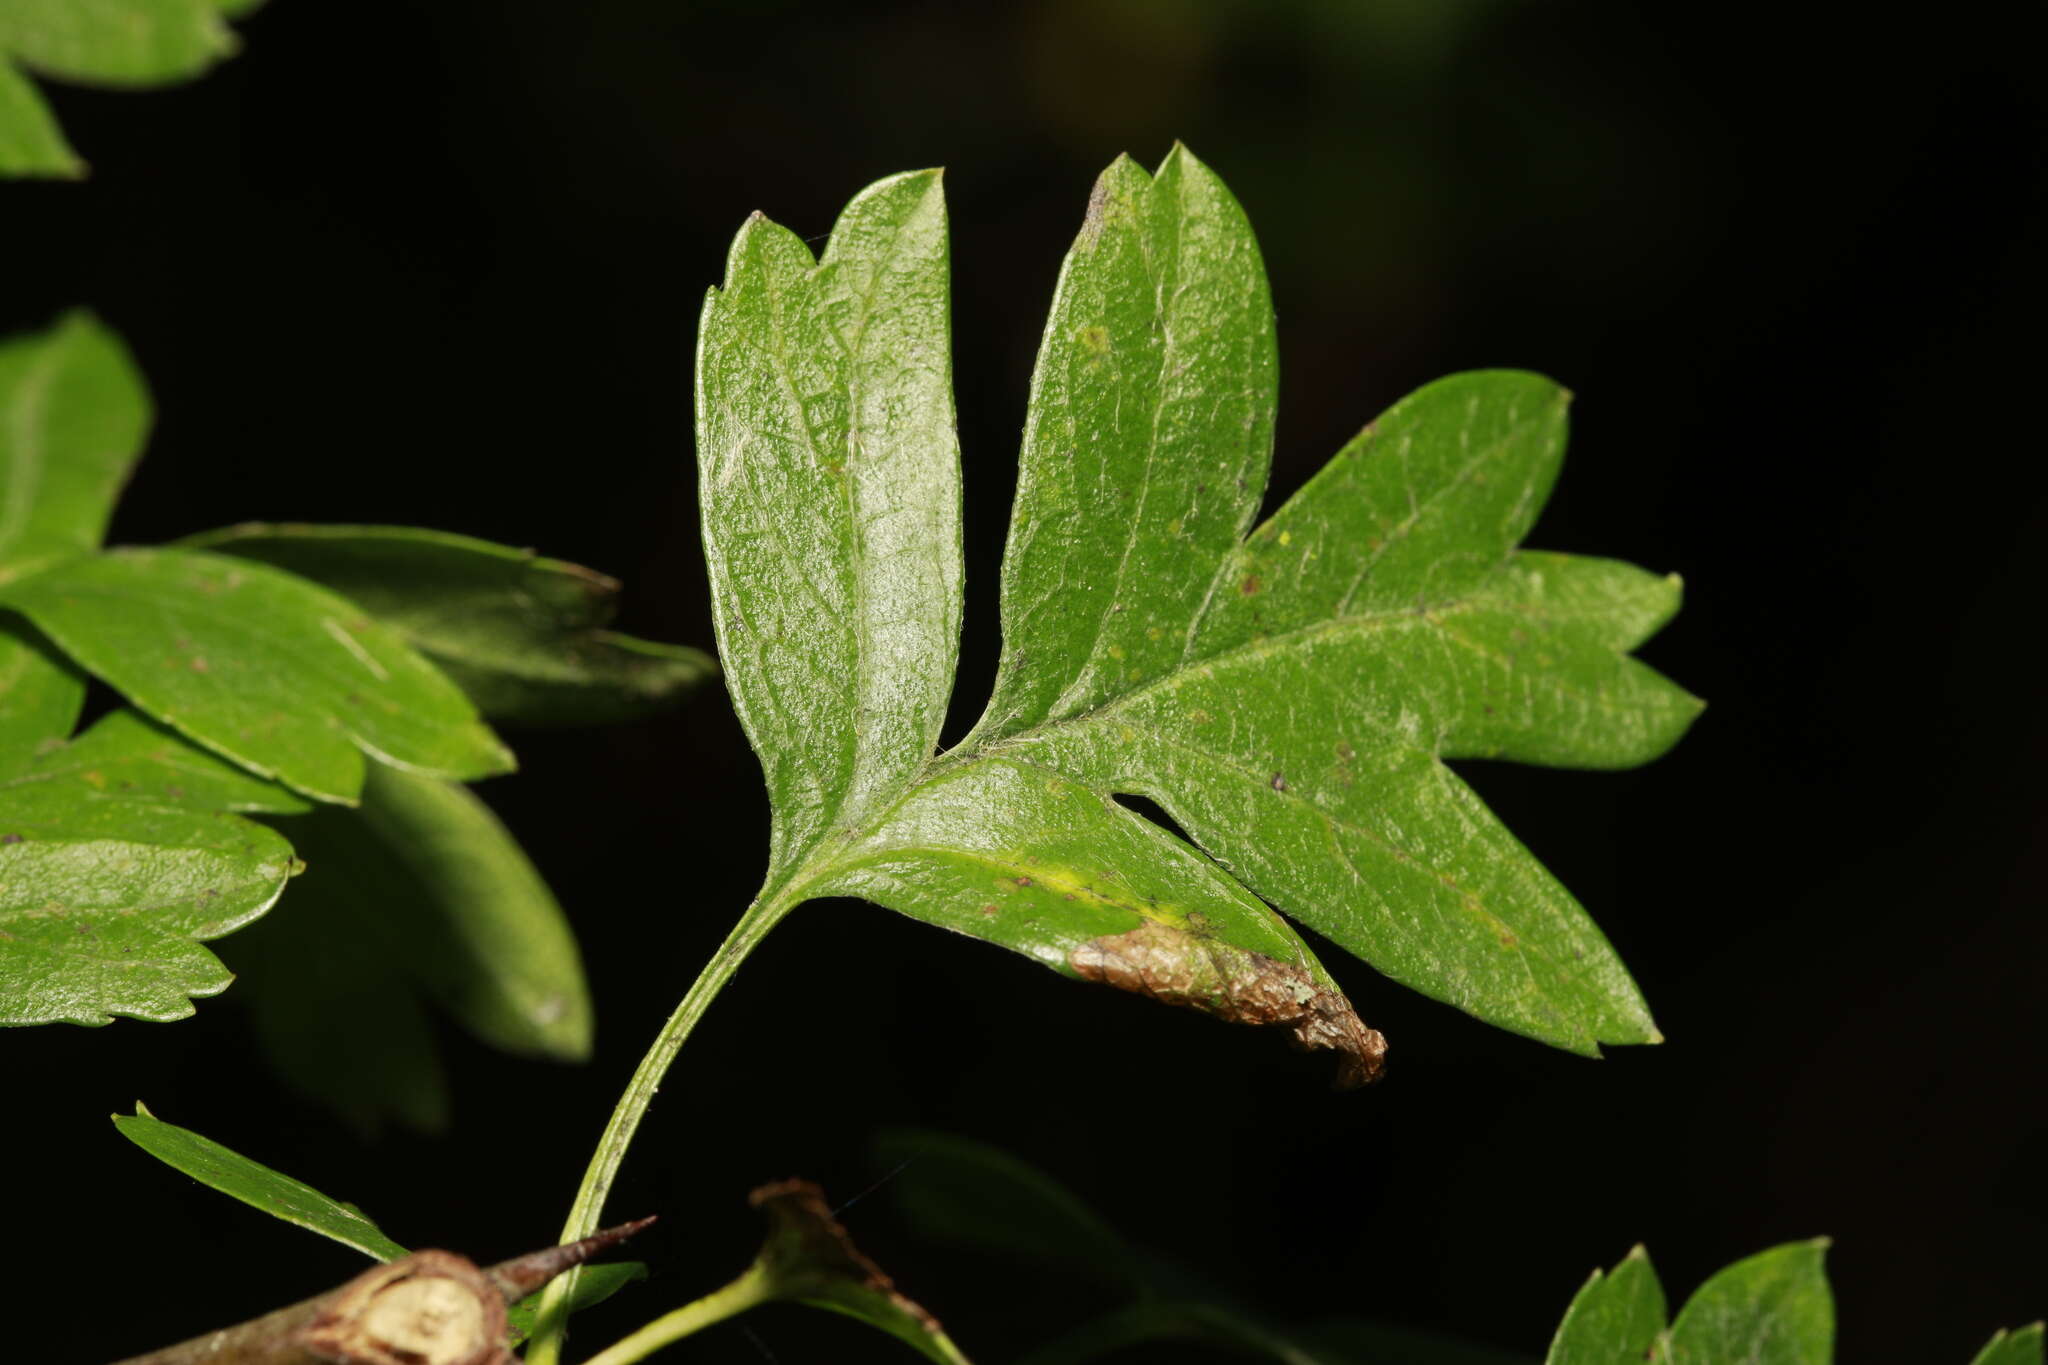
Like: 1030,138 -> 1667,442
1014,876 -> 1032,887
2,833 -> 22,845
1239,573 -> 1262,596
1269,772 -> 1287,791
1070,921 -> 1387,1087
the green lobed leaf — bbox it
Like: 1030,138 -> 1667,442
1545,1247 -> 1666,1365
112,1105 -> 410,1261
697,168 -> 962,880
267,759 -> 593,1062
1972,1325 -> 2047,1365
699,146 -> 1698,1078
0,547 -> 516,804
0,780 -> 296,1024
0,311 -> 149,584
183,522 -> 715,728
1659,1240 -> 1833,1365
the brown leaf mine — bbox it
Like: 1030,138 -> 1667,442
1070,921 -> 1387,1087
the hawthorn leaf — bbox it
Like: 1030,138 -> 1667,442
183,522 -> 715,727
1659,1240 -> 1833,1365
13,707 -> 313,813
1972,1326 -> 2047,1365
0,618 -> 83,765
880,1132 -> 1526,1365
114,1104 -> 410,1260
699,147 -> 1697,1077
266,759 -> 593,1062
873,1129 -> 1142,1295
1545,1247 -> 1666,1365
697,167 -> 962,880
0,0 -> 248,178
0,547 -> 516,804
0,781 -> 296,1025
0,311 -> 149,585
226,891 -> 453,1136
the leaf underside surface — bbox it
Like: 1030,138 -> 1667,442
698,145 -> 1699,1077
0,0 -> 250,178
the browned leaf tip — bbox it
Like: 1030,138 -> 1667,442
1070,920 -> 1388,1088
749,1179 -> 948,1338
482,1216 -> 658,1300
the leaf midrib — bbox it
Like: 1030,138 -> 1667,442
776,569 -> 1526,900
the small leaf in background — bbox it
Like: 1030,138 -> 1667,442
0,547 -> 516,804
0,781 -> 297,1024
225,890 -> 452,1137
0,311 -> 149,584
1292,1320 -> 1536,1365
879,1130 -> 1531,1365
1659,1240 -> 1833,1365
278,759 -> 592,1061
749,1179 -> 972,1365
112,1105 -> 410,1261
1545,1246 -> 1666,1365
698,147 -> 1698,1081
872,1129 -> 1141,1296
184,522 -> 715,727
0,0 -> 251,178
221,757 -> 589,1131
1972,1325 -> 2046,1365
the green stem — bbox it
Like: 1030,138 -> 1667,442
576,1264 -> 774,1365
523,892 -> 792,1365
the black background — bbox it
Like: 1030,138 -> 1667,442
5,3 -> 2045,1361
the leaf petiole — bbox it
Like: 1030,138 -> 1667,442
577,1264 -> 774,1365
523,887 -> 797,1365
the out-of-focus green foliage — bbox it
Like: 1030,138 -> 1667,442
0,0 -> 262,178
0,311 -> 705,1132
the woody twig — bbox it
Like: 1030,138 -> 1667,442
111,1217 -> 655,1365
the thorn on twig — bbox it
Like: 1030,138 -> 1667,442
485,1216 -> 660,1300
